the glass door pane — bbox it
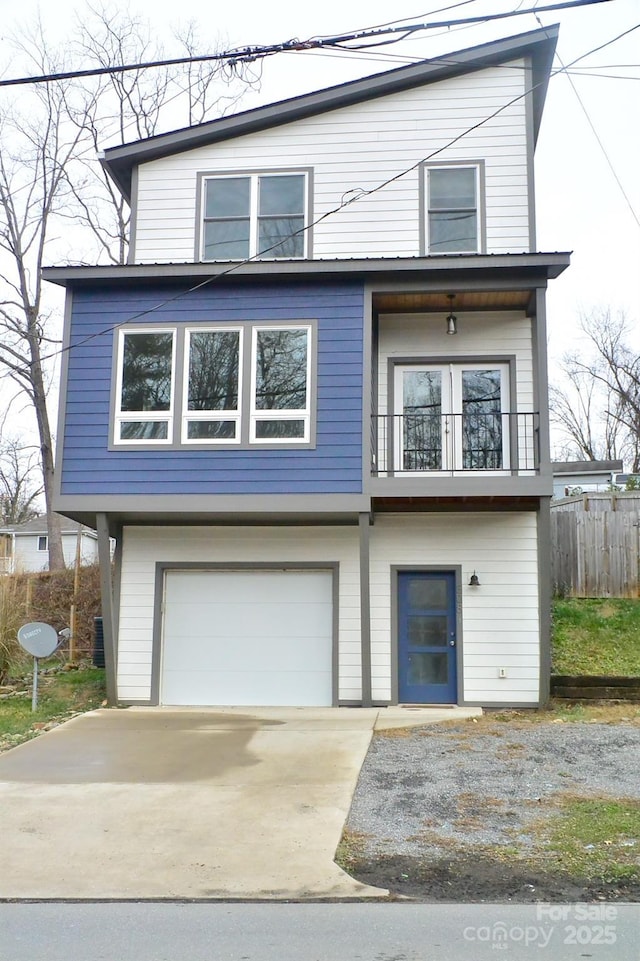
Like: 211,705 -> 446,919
459,368 -> 507,470
400,369 -> 443,471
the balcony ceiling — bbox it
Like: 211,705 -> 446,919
373,290 -> 532,313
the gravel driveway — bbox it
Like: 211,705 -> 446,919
342,716 -> 640,901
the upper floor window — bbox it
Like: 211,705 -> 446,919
201,172 -> 308,261
114,323 -> 314,448
425,164 -> 482,254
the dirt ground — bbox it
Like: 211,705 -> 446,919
340,712 -> 640,902
344,852 -> 640,903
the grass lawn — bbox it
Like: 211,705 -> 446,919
552,598 -> 640,676
0,664 -> 106,752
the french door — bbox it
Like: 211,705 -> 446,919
393,363 -> 510,473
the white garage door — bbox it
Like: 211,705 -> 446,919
161,569 -> 334,706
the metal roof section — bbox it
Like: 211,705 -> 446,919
101,25 -> 559,201
43,251 -> 571,287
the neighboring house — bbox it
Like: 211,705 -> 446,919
552,460 -> 623,499
45,26 -> 569,709
0,514 -> 99,574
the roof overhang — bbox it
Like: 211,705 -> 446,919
43,251 -> 571,292
101,25 -> 559,201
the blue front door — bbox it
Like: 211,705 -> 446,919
398,571 -> 458,704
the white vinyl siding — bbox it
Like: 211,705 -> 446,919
132,61 -> 531,263
116,515 -> 541,707
377,310 -> 535,475
11,533 -> 99,573
378,310 -> 533,414
370,513 -> 541,704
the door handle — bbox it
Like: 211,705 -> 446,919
449,639 -> 456,647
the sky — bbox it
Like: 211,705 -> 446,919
0,0 -> 639,445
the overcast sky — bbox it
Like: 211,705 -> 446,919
1,0 -> 639,400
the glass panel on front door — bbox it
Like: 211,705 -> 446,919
398,571 -> 457,704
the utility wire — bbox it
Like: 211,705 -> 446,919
0,0 -> 614,89
536,14 -> 640,228
36,22 -> 636,370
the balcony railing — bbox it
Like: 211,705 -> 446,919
371,412 -> 540,477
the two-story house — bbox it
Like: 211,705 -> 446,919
45,26 -> 569,709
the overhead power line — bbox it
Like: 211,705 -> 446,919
34,21 -> 635,371
0,0 -> 614,89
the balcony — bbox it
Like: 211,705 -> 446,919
371,412 -> 540,478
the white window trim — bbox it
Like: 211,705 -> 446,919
200,171 -> 309,262
114,327 -> 177,446
37,535 -> 48,552
425,164 -> 482,255
112,322 -> 315,449
249,325 -> 312,444
393,362 -> 510,475
181,327 -> 243,445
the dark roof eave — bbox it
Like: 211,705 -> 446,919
42,252 -> 572,288
101,25 -> 559,201
552,459 -> 624,474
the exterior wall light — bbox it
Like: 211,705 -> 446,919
469,571 -> 480,586
446,293 -> 457,335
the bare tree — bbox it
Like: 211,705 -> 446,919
551,309 -> 640,471
62,3 -> 257,265
0,29 -> 87,568
0,438 -> 43,525
0,4 -> 257,570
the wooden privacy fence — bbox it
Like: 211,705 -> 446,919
551,493 -> 640,597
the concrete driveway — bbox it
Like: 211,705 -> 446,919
0,705 -> 479,899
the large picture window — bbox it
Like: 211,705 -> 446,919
115,329 -> 176,443
202,172 -> 307,261
184,329 -> 242,442
394,362 -> 509,472
114,323 -> 313,447
251,327 -> 310,441
425,165 -> 481,254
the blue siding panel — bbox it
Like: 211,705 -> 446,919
60,280 -> 365,497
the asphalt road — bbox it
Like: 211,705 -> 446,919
1,902 -> 639,961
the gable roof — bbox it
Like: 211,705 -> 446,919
102,25 -> 559,202
552,460 -> 624,476
0,514 -> 97,537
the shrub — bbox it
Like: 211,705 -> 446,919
0,576 -> 26,684
0,565 -> 103,680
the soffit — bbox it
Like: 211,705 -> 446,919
373,290 -> 531,313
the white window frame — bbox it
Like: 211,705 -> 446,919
394,362 -> 510,474
114,327 -> 177,446
113,322 -> 315,448
249,325 -> 312,444
201,171 -> 309,262
181,327 -> 243,445
37,535 -> 48,552
425,164 -> 482,255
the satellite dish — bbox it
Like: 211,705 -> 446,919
17,622 -> 60,658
